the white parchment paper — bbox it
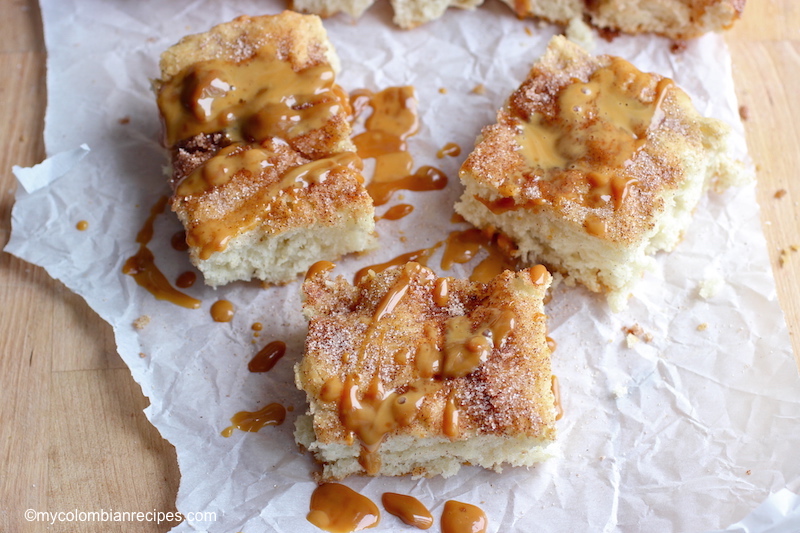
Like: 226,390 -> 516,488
6,0 -> 800,531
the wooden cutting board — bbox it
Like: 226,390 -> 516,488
1,0 -> 798,531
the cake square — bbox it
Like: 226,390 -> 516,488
295,261 -> 558,480
154,12 -> 375,286
455,35 -> 745,311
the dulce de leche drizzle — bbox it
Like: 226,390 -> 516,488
441,500 -> 488,533
351,87 -> 447,207
307,483 -> 380,533
552,375 -> 564,421
381,493 -> 433,530
210,299 -> 235,322
325,262 -> 544,475
220,402 -> 286,438
122,196 -> 201,309
157,52 -> 341,148
185,150 -> 362,260
511,57 -> 673,211
248,340 -> 287,372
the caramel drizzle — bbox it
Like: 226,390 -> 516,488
436,142 -> 461,159
441,500 -> 488,533
381,493 -> 433,530
552,375 -> 564,421
376,203 -> 414,221
248,340 -> 287,372
351,87 -> 448,207
220,402 -> 286,437
210,299 -> 235,322
122,196 -> 201,309
157,53 -> 341,148
307,483 -> 380,533
509,57 -> 674,214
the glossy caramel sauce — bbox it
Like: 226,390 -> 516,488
251,322 -> 263,331
381,493 -> 433,530
354,247 -> 439,285
351,87 -> 447,207
210,300 -> 235,322
307,483 -> 380,533
171,230 -> 189,251
248,340 -> 287,372
76,220 -> 89,231
441,500 -> 488,533
377,203 -> 414,221
157,52 -> 341,148
306,260 -> 337,281
122,196 -> 201,309
552,375 -> 563,421
443,393 -> 460,438
546,336 -> 557,352
441,228 -> 519,283
436,142 -> 461,159
175,271 -> 197,288
185,151 -> 362,260
512,57 -> 673,211
220,402 -> 286,437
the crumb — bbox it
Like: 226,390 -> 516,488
611,385 -> 628,399
698,270 -> 725,299
622,324 -> 652,343
525,27 -> 533,36
119,116 -> 131,125
738,105 -> 749,121
596,26 -> 620,42
133,315 -> 151,330
565,16 -> 595,51
139,352 -> 147,358
438,87 -> 447,94
746,469 -> 752,475
471,84 -> 486,95
670,40 -> 688,54
778,245 -> 799,267
625,333 -> 639,348
697,323 -> 708,331
774,189 -> 787,199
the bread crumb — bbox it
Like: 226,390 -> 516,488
738,105 -> 749,121
439,87 -> 447,94
670,40 -> 688,54
774,189 -> 787,199
697,322 -> 708,331
119,116 -> 131,125
622,324 -> 652,343
524,27 -> 533,36
698,270 -> 725,299
133,315 -> 151,330
139,352 -> 147,358
471,84 -> 486,95
565,17 -> 595,51
625,333 -> 639,348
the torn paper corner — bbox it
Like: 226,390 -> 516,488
12,143 -> 90,194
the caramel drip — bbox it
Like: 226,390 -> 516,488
514,57 -> 673,210
443,393 -> 459,439
211,300 -> 235,322
393,348 -> 411,364
171,230 -> 189,251
351,87 -> 447,206
377,204 -> 414,221
530,264 -> 549,285
441,501 -> 488,533
307,483 -> 380,533
185,151 -> 361,260
251,322 -> 263,331
175,271 -> 197,288
306,260 -> 336,281
248,340 -> 287,372
354,247 -> 438,285
552,375 -> 564,421
584,214 -> 608,238
546,336 -> 557,352
76,220 -> 89,231
122,196 -> 201,309
433,277 -> 449,307
436,142 -> 461,159
381,493 -> 433,530
220,402 -> 286,437
157,53 -> 341,147
441,228 -> 519,283
321,376 -> 344,403
440,308 -> 515,379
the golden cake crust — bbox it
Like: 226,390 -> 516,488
296,262 -> 557,478
459,35 -> 717,246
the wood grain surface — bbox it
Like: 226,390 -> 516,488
1,0 -> 798,531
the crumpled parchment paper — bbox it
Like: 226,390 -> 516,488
6,0 -> 800,531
